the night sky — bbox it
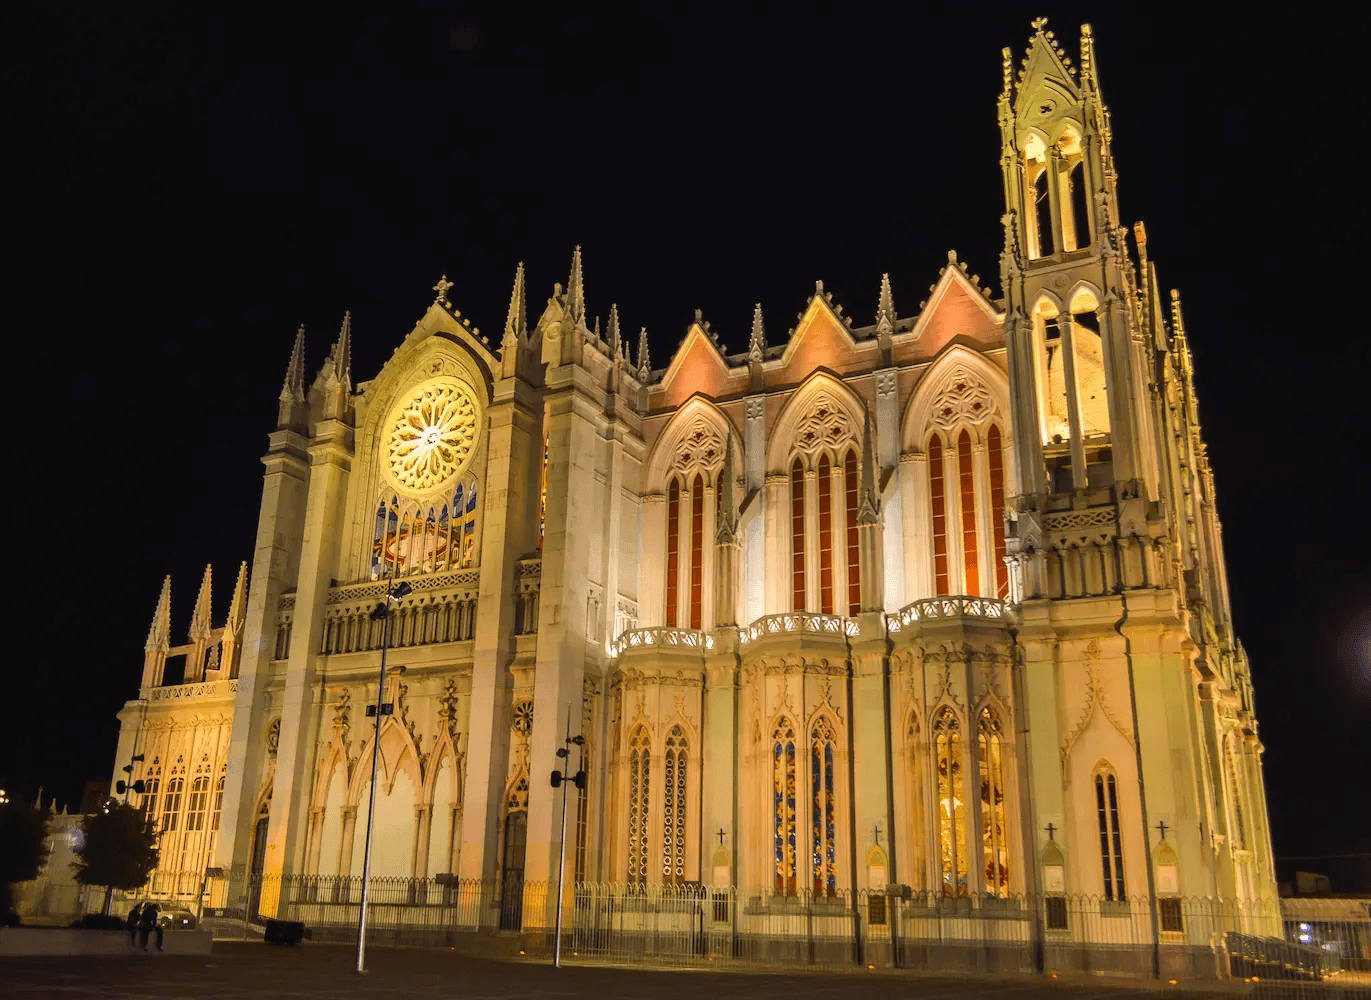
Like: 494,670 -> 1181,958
7,5 -> 1368,887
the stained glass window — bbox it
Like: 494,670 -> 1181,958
811,717 -> 837,895
987,426 -> 1009,598
791,461 -> 806,612
186,776 -> 210,833
1095,769 -> 1127,900
663,726 -> 688,882
818,455 -> 834,614
690,474 -> 704,629
461,482 -> 479,567
978,708 -> 1009,896
957,430 -> 980,596
773,719 -> 797,895
934,709 -> 968,896
929,436 -> 949,594
210,776 -> 225,833
627,727 -> 651,883
666,480 -> 680,627
844,450 -> 861,615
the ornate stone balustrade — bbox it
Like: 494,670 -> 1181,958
739,612 -> 857,646
610,626 -> 714,658
325,568 -> 481,605
887,595 -> 1012,632
143,679 -> 239,702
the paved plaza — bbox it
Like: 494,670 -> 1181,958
0,941 -> 1342,1000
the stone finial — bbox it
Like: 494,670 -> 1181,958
607,303 -> 622,360
858,409 -> 880,525
748,303 -> 766,364
637,327 -> 651,383
226,561 -> 248,636
565,246 -> 585,327
189,564 -> 213,643
815,279 -> 825,296
876,274 -> 896,334
279,325 -> 306,405
433,274 -> 454,306
145,576 -> 171,653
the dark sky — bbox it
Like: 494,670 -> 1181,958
7,5 -> 1368,882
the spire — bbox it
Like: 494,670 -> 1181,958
565,246 -> 585,327
145,576 -> 171,653
876,274 -> 896,334
279,325 -> 306,404
189,564 -> 213,643
503,262 -> 527,343
637,327 -> 651,383
858,409 -> 880,525
226,561 -> 248,635
748,303 -> 766,365
607,303 -> 622,360
716,428 -> 738,543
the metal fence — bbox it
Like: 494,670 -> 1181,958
103,873 -> 1371,984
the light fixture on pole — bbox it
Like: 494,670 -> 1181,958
549,710 -> 586,968
355,574 -> 412,975
115,753 -> 146,804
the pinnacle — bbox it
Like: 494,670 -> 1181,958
190,564 -> 213,641
280,325 -> 306,403
504,262 -> 527,343
566,246 -> 585,326
858,408 -> 880,524
876,274 -> 896,332
748,303 -> 766,364
145,576 -> 171,653
607,303 -> 622,358
636,327 -> 651,382
226,561 -> 248,630
324,311 -> 352,392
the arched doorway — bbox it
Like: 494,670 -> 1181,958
499,810 -> 527,930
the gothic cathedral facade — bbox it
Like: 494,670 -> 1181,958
113,23 -> 1276,914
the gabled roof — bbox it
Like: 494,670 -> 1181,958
1013,21 -> 1081,117
905,255 -> 1003,350
656,322 -> 738,408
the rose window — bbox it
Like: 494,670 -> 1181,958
385,380 -> 479,493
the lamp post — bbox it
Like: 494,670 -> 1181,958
549,710 -> 585,969
355,573 -> 412,975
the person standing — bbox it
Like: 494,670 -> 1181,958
126,903 -> 142,946
137,901 -> 163,952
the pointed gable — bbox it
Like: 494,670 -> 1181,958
774,294 -> 869,382
656,325 -> 738,409
1013,22 -> 1081,118
899,264 -> 1003,362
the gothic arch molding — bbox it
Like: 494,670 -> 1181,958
644,395 -> 741,494
901,344 -> 1012,451
764,369 -> 867,473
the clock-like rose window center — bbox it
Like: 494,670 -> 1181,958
385,379 -> 479,493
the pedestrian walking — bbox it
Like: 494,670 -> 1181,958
126,903 -> 142,946
137,901 -> 163,952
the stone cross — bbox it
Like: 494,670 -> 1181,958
716,827 -> 726,846
1044,822 -> 1057,841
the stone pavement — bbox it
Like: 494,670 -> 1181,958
0,941 -> 1335,1000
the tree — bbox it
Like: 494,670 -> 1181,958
72,802 -> 159,915
0,798 -> 50,921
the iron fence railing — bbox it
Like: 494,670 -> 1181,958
99,873 -> 1371,983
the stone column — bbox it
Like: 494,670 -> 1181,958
1057,313 -> 1088,490
703,636 -> 739,887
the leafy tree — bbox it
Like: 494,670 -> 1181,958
72,802 -> 159,915
0,798 -> 51,921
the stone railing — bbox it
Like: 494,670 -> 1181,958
325,567 -> 481,606
887,595 -> 1012,632
609,626 -> 714,658
739,612 -> 857,646
144,679 -> 239,702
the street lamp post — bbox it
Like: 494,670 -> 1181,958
549,710 -> 585,969
355,574 -> 412,975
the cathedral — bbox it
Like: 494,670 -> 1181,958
113,21 -> 1277,926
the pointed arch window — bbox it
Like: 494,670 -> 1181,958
772,719 -> 798,895
844,450 -> 861,615
1032,167 -> 1054,257
210,776 -> 225,833
663,726 -> 688,883
934,709 -> 968,897
790,460 -> 806,612
818,455 -> 834,614
186,776 -> 210,833
810,717 -> 837,896
957,431 -> 980,596
690,474 -> 704,629
929,436 -> 949,595
1066,159 -> 1090,251
978,708 -> 1010,896
1095,769 -> 1126,900
987,426 -> 1009,598
160,777 -> 184,833
665,479 -> 681,627
460,482 -> 480,567
627,727 -> 651,883
141,776 -> 160,816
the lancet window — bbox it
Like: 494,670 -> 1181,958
186,776 -> 210,833
1094,769 -> 1127,900
785,396 -> 861,615
929,435 -> 949,594
987,426 -> 1009,598
818,455 -> 834,613
977,708 -> 1010,896
690,474 -> 704,629
161,777 -> 184,833
626,727 -> 651,884
662,726 -> 688,883
810,717 -> 837,896
844,451 -> 861,615
772,719 -> 798,896
934,709 -> 968,897
790,460 -> 806,612
957,431 -> 980,596
666,480 -> 681,626
369,477 -> 480,580
211,776 -> 225,833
